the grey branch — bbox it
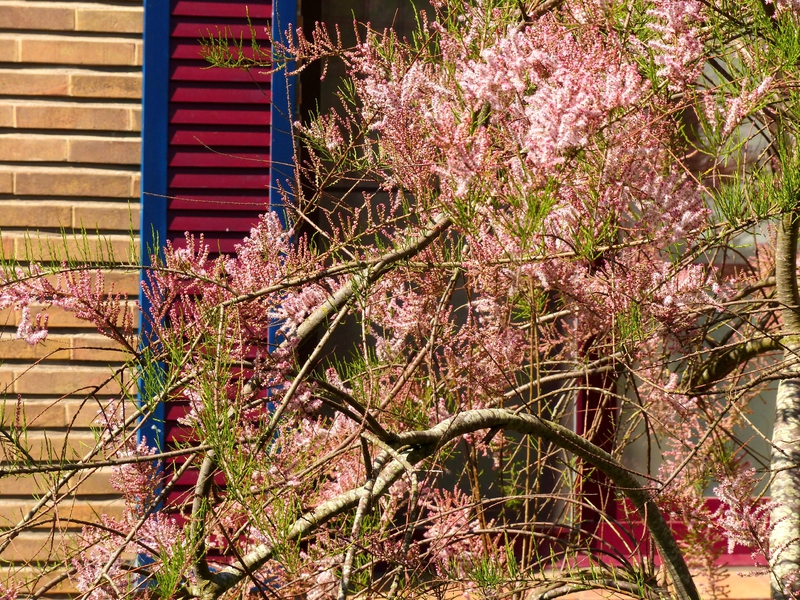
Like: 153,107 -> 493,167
186,408 -> 699,600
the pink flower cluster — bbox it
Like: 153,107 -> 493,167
713,468 -> 775,557
646,0 -> 704,90
0,265 -> 134,348
458,22 -> 644,170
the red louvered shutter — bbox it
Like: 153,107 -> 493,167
155,0 -> 292,511
167,1 -> 274,255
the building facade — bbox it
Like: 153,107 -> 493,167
0,0 -> 774,598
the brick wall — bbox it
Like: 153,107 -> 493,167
0,0 -> 142,595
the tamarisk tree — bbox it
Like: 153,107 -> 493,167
3,0 -> 800,598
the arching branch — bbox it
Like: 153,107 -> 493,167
185,409 -> 700,600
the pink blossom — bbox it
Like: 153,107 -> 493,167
0,583 -> 17,600
15,305 -> 48,345
713,468 -> 775,557
646,0 -> 704,90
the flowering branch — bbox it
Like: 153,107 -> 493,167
184,409 -> 699,600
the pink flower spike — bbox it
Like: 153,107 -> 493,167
15,305 -> 48,346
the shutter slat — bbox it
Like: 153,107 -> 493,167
170,85 -> 271,103
169,213 -> 266,232
170,106 -> 269,125
169,172 -> 270,188
169,128 -> 271,146
172,21 -> 271,40
168,195 -> 270,210
173,1 -> 271,18
169,150 -> 268,168
171,41 -> 270,61
169,235 -> 251,254
171,64 -> 270,83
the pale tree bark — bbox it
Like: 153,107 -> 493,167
770,211 -> 800,599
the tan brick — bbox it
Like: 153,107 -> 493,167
0,499 -> 124,529
0,300 -> 139,338
0,364 -> 130,396
19,37 -> 138,66
70,71 -> 142,99
0,398 -> 68,428
701,568 -> 769,599
130,106 -> 142,130
75,7 -> 143,34
70,334 -> 131,362
0,4 -> 75,30
11,232 -> 137,263
0,305 -> 76,328
0,305 -> 12,328
0,399 -> 131,432
14,167 -> 135,198
0,103 -> 13,127
0,200 -> 71,228
0,171 -> 12,194
65,499 -> 126,523
132,172 -> 140,197
134,39 -> 143,66
14,431 -> 99,461
0,70 -> 69,96
39,271 -> 141,298
0,366 -> 13,395
16,103 -> 131,131
68,137 -> 141,165
0,134 -> 68,162
0,236 -> 13,259
65,398 -> 137,426
8,468 -> 115,496
105,270 -> 140,296
0,38 -> 18,62
73,201 -> 140,231
1,566 -> 79,595
0,532 -> 70,562
0,336 -> 70,361
0,300 -> 138,330
3,431 -> 99,464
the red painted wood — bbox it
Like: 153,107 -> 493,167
610,499 -> 770,566
171,21 -> 271,40
171,43 -> 203,61
171,63 -> 270,83
169,150 -> 269,168
170,85 -> 270,104
171,41 -> 271,62
169,172 -> 270,188
168,213 -> 268,232
164,402 -> 189,421
165,490 -> 193,507
166,469 -> 224,488
169,235 -> 249,254
164,0 -> 276,510
166,426 -> 195,444
169,106 -> 269,125
168,195 -> 269,211
168,127 -> 270,146
172,1 -> 271,18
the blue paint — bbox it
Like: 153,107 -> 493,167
270,0 -> 298,230
268,0 -> 297,354
138,0 -> 169,490
136,0 -> 170,575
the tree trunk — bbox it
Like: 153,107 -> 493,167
770,212 -> 800,599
